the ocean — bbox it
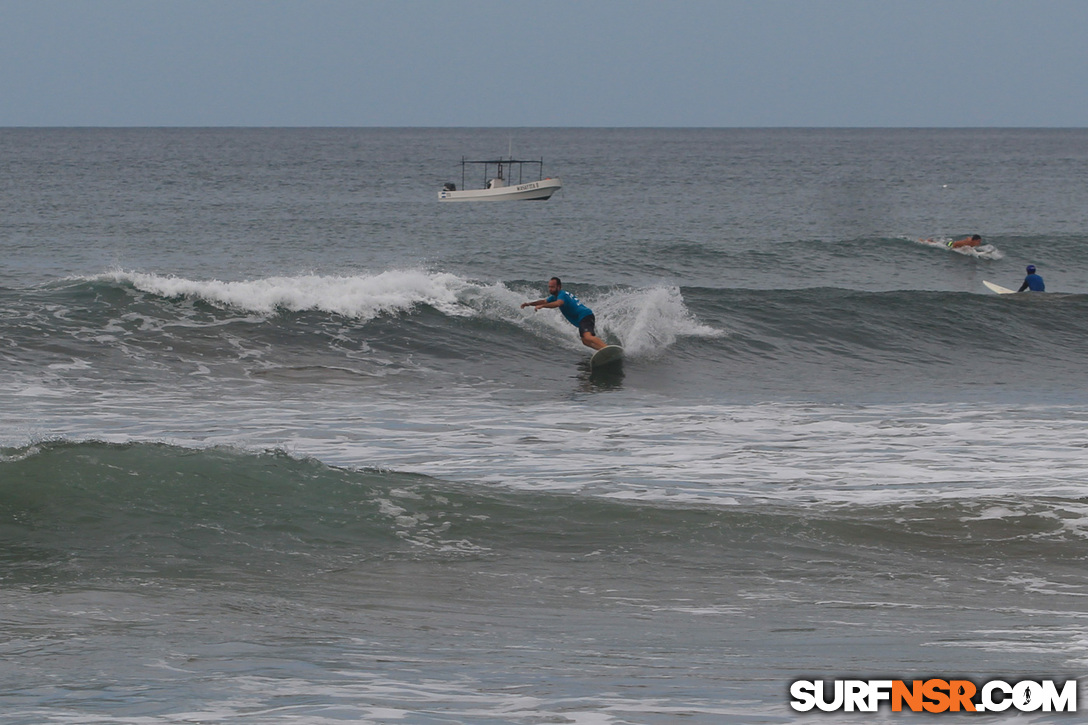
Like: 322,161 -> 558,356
2,127 -> 1088,723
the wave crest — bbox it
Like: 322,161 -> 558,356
85,271 -> 719,357
97,269 -> 478,322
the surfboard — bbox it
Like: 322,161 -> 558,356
983,280 -> 1017,295
590,345 -> 624,369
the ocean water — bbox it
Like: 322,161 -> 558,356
2,127 -> 1088,723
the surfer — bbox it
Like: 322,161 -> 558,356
521,277 -> 607,350
947,234 -> 983,249
1018,265 -> 1045,292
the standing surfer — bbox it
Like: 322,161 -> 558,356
522,277 -> 607,350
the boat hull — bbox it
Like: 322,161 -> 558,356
439,178 -> 561,202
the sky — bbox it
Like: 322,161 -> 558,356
2,0 -> 1086,127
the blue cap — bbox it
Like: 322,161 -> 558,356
1026,265 -> 1036,274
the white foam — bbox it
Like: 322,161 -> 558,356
17,388 -> 1088,529
592,285 -> 722,356
46,358 -> 93,372
911,236 -> 1005,260
97,269 -> 478,322
12,384 -> 68,398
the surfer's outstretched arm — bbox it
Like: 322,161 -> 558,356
522,299 -> 561,311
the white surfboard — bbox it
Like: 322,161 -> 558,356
983,280 -> 1017,295
590,345 -> 624,369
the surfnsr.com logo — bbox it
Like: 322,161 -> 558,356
789,679 -> 1077,713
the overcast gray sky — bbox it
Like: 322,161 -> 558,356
2,0 -> 1086,127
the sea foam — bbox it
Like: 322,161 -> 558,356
98,269 -> 478,322
594,285 -> 722,356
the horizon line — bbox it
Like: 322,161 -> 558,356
2,124 -> 1087,131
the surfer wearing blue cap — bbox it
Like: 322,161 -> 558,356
522,277 -> 607,350
1018,265 -> 1045,292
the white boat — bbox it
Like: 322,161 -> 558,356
439,157 -> 561,202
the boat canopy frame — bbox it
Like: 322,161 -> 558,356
455,157 -> 548,190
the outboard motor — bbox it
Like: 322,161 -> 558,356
443,182 -> 456,191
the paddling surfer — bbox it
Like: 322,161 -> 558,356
947,234 -> 983,249
522,277 -> 607,350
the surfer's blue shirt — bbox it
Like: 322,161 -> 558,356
546,290 -> 593,326
1021,274 -> 1045,292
